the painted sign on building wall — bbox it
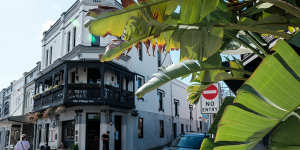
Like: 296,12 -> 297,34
200,84 -> 220,114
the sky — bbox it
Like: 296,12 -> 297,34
0,0 -> 77,89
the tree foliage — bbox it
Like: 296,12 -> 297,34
86,0 -> 300,149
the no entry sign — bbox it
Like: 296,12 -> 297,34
201,84 -> 220,114
202,85 -> 218,100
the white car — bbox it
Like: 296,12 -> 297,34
163,133 -> 207,150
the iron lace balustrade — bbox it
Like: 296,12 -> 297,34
65,84 -> 135,109
66,84 -> 102,104
33,85 -> 64,111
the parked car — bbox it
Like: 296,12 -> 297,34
163,133 -> 208,150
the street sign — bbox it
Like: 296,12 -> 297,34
201,84 -> 220,114
202,85 -> 218,100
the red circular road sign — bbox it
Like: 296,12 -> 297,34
202,85 -> 218,100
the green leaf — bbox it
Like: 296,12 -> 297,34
135,59 -> 250,98
187,83 -> 210,104
269,110 -> 300,150
288,32 -> 300,49
273,39 -> 300,77
88,4 -> 140,37
261,0 -> 300,19
208,96 -> 235,134
200,138 -> 215,150
179,27 -> 224,61
135,60 -> 201,98
87,0 -> 178,37
180,0 -> 219,24
100,36 -> 147,62
213,40 -> 300,150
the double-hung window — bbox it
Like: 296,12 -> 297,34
158,89 -> 165,112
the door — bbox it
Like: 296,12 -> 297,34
45,124 -> 50,145
114,116 -> 122,150
86,114 -> 100,150
10,125 -> 21,146
22,124 -> 34,147
62,120 -> 75,149
173,123 -> 177,138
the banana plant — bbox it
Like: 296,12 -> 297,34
86,0 -> 300,149
213,40 -> 300,150
86,0 -> 300,62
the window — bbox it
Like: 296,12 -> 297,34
159,120 -> 164,138
49,47 -> 52,65
138,45 -> 143,61
157,51 -> 161,67
71,71 -> 76,84
45,50 -> 49,67
174,99 -> 179,117
189,105 -> 193,120
200,121 -> 203,131
158,90 -> 164,112
137,76 -> 144,101
5,130 -> 10,146
73,27 -> 77,48
67,31 -> 71,52
138,117 -> 144,138
46,124 -> 50,145
181,124 -> 184,135
137,76 -> 143,88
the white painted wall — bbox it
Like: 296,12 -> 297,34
10,77 -> 25,116
24,83 -> 35,114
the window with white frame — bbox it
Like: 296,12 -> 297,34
158,89 -> 165,112
67,31 -> 71,52
174,99 -> 179,117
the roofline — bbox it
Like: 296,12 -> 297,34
42,0 -> 81,40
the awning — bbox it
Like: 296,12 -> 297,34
0,115 -> 33,125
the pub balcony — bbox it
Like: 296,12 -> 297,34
33,60 -> 135,112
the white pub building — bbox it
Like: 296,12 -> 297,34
0,0 -> 208,150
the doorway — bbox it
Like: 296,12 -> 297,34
86,113 -> 100,150
62,120 -> 75,149
114,116 -> 122,150
173,123 -> 177,138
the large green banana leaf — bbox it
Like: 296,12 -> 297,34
87,0 -> 300,63
135,55 -> 250,98
268,110 -> 300,150
261,0 -> 300,19
208,96 -> 235,135
213,40 -> 300,150
200,138 -> 215,150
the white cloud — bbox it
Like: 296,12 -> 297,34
40,20 -> 55,40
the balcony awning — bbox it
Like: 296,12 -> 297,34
0,115 -> 33,125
